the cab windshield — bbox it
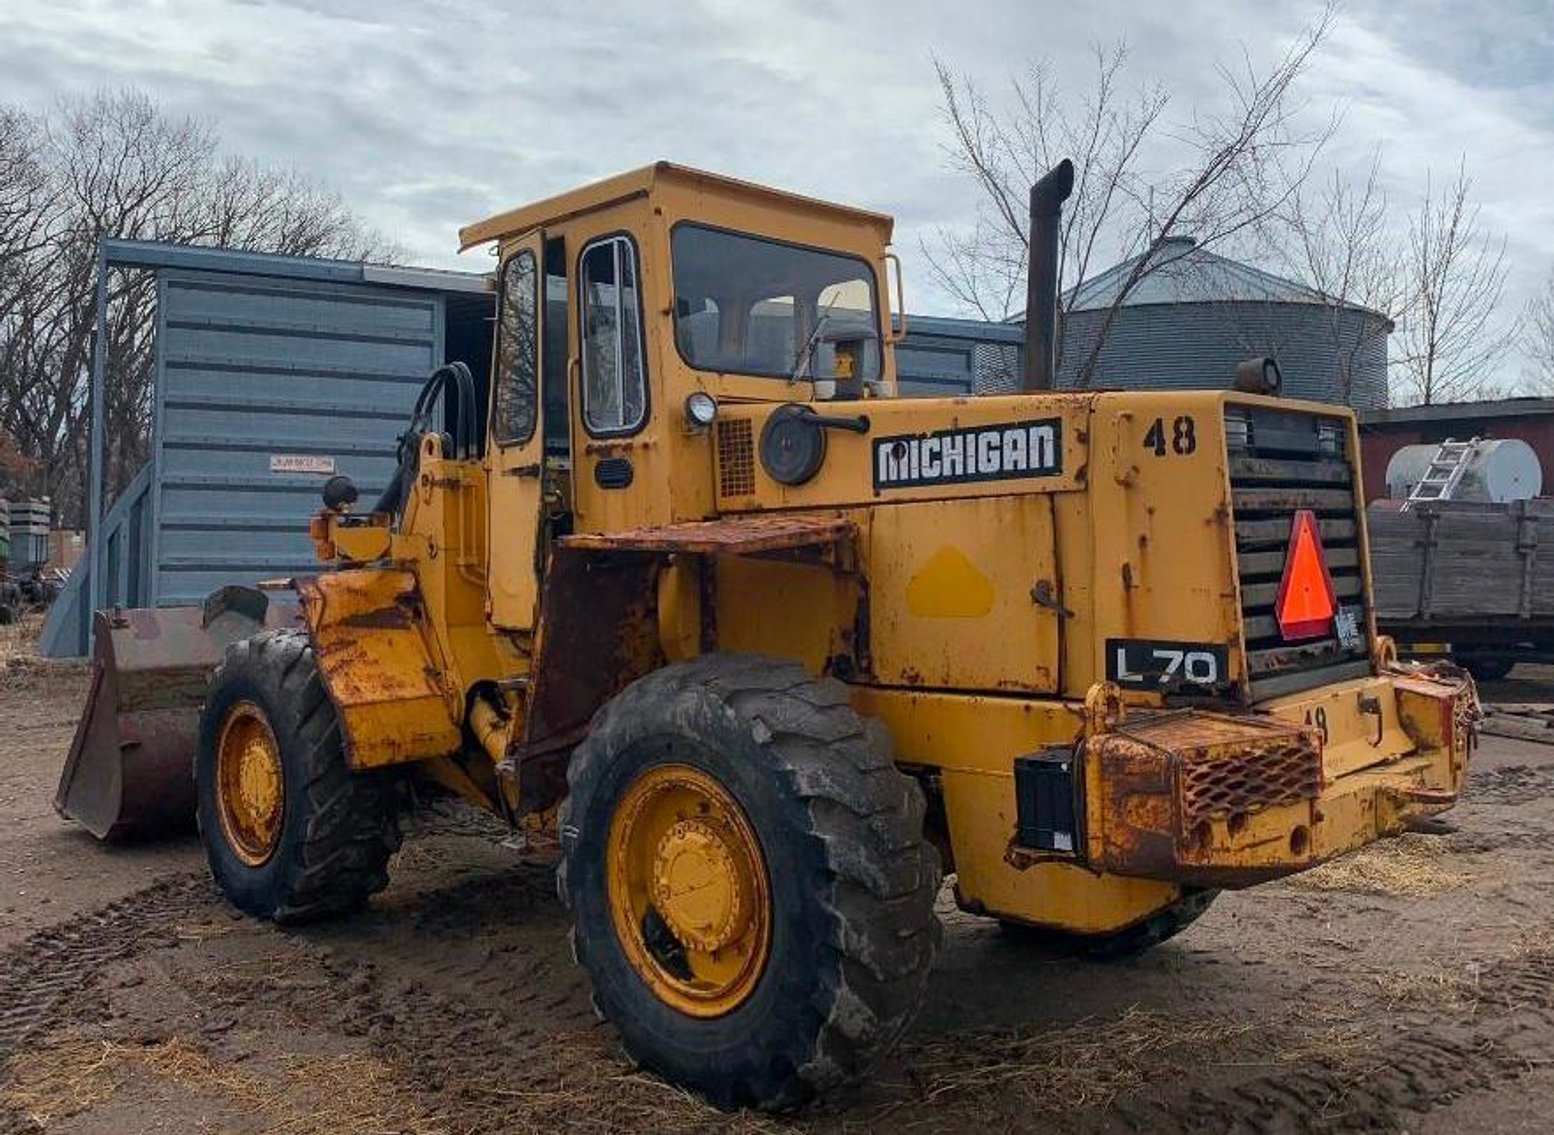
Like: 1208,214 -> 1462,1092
670,223 -> 881,384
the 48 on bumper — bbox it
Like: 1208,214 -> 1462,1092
1024,666 -> 1477,889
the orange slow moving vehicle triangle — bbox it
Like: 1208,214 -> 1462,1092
1276,508 -> 1338,640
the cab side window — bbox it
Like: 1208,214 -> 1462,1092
494,250 -> 539,446
579,235 -> 647,434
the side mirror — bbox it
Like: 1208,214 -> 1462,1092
322,474 -> 359,512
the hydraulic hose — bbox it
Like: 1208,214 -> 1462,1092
372,361 -> 478,516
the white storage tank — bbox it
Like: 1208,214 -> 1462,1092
1385,438 -> 1543,503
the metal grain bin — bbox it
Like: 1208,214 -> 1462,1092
1055,238 -> 1392,409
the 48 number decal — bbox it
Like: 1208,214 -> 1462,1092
1143,415 -> 1196,456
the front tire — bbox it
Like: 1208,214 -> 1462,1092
196,629 -> 401,922
559,654 -> 941,1110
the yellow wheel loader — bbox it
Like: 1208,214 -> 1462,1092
58,158 -> 1478,1110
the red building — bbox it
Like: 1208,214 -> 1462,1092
1358,397 -> 1554,502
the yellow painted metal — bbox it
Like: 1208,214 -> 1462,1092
713,555 -> 859,677
485,228 -> 549,632
294,568 -> 465,769
215,701 -> 284,867
867,496 -> 1059,692
1263,674 -> 1413,779
711,395 -> 1090,513
318,520 -> 392,565
279,162 -> 1475,940
655,557 -> 702,662
606,763 -> 772,1017
459,162 -> 892,254
851,685 -> 1181,932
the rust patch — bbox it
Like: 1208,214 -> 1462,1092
559,514 -> 856,557
523,548 -> 666,747
339,606 -> 413,630
56,592 -> 298,841
1084,708 -> 1324,888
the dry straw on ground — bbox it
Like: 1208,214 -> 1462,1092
3,1030 -> 790,1135
1289,834 -> 1468,897
3,1035 -> 446,1133
886,1007 -> 1256,1114
0,613 -> 85,693
1370,969 -> 1479,1010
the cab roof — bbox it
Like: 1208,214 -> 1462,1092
457,161 -> 894,251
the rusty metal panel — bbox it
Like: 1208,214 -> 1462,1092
558,514 -> 856,557
54,590 -> 297,840
523,546 -> 665,747
1087,708 -> 1324,886
294,570 -> 463,769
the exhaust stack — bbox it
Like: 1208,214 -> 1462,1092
1023,158 -> 1075,392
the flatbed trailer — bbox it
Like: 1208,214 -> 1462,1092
1370,498 -> 1554,679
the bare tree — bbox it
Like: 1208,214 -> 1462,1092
0,89 -> 390,525
1392,160 -> 1510,406
1520,268 -> 1554,393
1266,151 -> 1403,404
927,5 -> 1335,387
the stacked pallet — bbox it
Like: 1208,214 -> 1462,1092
4,500 -> 50,572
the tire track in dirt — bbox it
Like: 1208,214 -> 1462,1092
1466,764 -> 1554,806
0,873 -> 217,1135
0,873 -> 213,1059
1110,941 -> 1554,1133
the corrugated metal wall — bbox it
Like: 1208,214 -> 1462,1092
895,316 -> 1023,397
150,269 -> 443,604
1059,302 -> 1388,409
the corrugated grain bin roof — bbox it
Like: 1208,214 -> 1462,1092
1064,237 -> 1391,325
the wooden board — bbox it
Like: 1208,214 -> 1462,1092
1368,501 -> 1554,626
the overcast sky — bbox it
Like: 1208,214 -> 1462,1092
3,0 -> 1552,384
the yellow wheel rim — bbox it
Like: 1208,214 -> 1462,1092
215,701 -> 285,867
606,763 -> 771,1018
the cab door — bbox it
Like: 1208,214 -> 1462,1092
486,234 -> 547,630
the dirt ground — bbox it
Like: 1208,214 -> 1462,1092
6,617 -> 1554,1134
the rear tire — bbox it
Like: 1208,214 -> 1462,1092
196,629 -> 400,923
559,653 -> 941,1110
999,889 -> 1218,960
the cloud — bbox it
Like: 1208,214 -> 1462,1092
3,0 -> 1553,387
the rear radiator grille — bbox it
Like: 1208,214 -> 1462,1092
1229,411 -> 1372,701
716,418 -> 755,497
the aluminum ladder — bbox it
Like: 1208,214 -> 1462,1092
1401,437 -> 1479,511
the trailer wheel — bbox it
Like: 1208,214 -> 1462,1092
1457,654 -> 1514,682
999,889 -> 1218,960
558,654 -> 941,1110
196,629 -> 401,923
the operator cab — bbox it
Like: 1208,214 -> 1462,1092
459,162 -> 905,631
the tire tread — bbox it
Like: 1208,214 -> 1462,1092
559,652 -> 941,1110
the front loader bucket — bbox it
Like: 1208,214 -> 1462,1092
55,587 -> 298,840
